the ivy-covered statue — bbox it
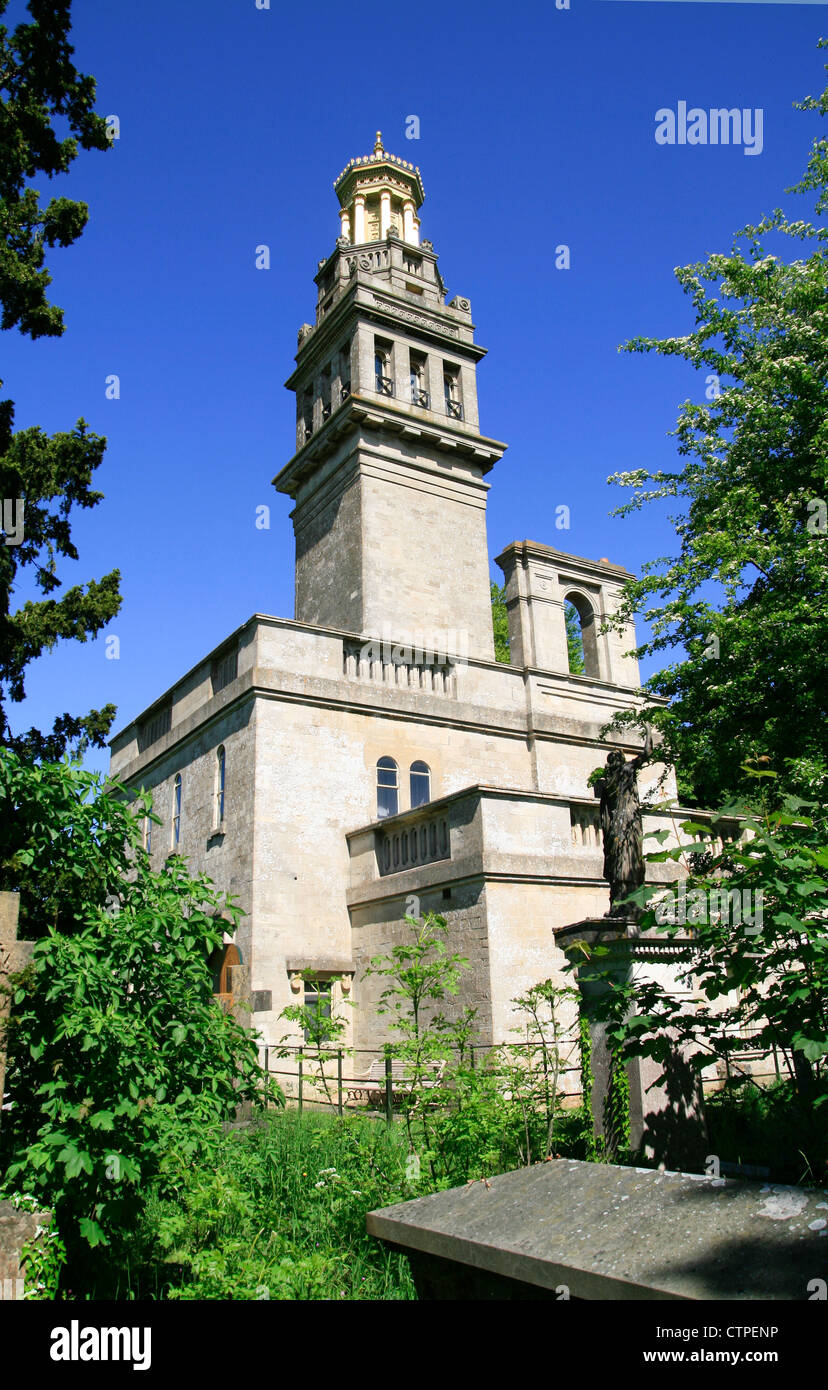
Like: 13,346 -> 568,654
592,729 -> 652,920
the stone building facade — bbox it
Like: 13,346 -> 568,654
109,134 -> 694,1067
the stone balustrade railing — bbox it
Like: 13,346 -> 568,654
378,811 -> 451,877
343,641 -> 456,698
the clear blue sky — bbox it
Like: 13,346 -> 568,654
4,0 -> 826,772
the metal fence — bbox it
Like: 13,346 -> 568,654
258,1026 -> 790,1121
259,1039 -> 585,1121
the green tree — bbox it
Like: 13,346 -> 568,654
564,775 -> 828,1175
0,751 -> 280,1282
277,974 -> 351,1107
364,912 -> 472,1166
603,50 -> 828,807
0,0 -> 121,759
490,580 -> 510,662
564,600 -> 586,674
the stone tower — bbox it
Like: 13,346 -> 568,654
273,132 -> 507,661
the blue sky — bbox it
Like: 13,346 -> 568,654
3,0 -> 826,772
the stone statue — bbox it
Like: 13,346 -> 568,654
594,729 -> 652,919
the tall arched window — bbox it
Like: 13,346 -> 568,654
376,756 -> 399,819
564,592 -> 600,678
210,942 -> 240,1003
171,773 -> 182,849
215,746 -> 226,828
410,760 -> 431,808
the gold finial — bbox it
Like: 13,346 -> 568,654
373,130 -> 384,154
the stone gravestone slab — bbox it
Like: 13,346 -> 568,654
367,1159 -> 828,1300
0,1202 -> 51,1301
0,892 -> 34,1117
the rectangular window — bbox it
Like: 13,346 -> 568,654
303,979 -> 332,1043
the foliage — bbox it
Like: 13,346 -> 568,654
602,49 -> 828,807
563,772 -> 828,1176
503,980 -> 580,1160
490,579 -> 510,662
0,0 -> 120,759
364,911 -> 472,1166
0,746 -> 145,937
704,1077 -> 828,1185
6,1191 -> 66,1299
276,973 -> 351,1107
111,1111 -> 417,1301
366,919 -> 589,1184
564,600 -> 586,674
0,751 -> 280,1286
0,0 -> 111,339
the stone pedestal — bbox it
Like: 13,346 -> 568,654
0,1201 -> 53,1300
557,917 -> 707,1170
0,893 -> 34,1120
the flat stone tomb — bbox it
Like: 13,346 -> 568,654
367,1159 -> 828,1300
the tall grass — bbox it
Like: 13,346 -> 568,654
125,1111 -> 418,1300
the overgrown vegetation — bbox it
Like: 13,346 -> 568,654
0,751 -> 279,1292
565,769 -> 828,1183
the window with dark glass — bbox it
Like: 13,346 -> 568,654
410,760 -> 431,808
377,756 -> 399,819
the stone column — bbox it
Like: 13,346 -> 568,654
380,191 -> 391,239
403,200 -> 417,245
353,195 -> 366,244
339,208 -> 351,241
557,917 -> 707,1170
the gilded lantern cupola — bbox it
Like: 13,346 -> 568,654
334,131 -> 424,247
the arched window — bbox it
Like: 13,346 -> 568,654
215,746 -> 226,828
377,756 -> 399,819
564,592 -> 600,679
410,760 -> 430,808
375,343 -> 393,396
210,942 -> 240,1003
171,773 -> 182,849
